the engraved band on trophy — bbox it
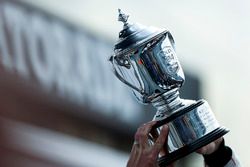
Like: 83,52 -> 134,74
109,9 -> 229,166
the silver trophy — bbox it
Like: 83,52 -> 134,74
109,9 -> 229,166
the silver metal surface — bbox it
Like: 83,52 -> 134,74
111,33 -> 185,103
118,9 -> 129,25
110,10 -> 226,158
166,100 -> 220,152
152,88 -> 194,118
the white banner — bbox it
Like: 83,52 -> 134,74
0,1 -> 141,124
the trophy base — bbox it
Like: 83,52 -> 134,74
152,99 -> 230,167
157,126 -> 229,167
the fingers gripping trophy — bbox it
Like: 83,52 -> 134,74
109,9 -> 229,166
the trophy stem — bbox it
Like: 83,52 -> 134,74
151,88 -> 195,120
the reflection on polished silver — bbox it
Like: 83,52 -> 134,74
110,32 -> 184,103
110,9 -> 229,166
118,9 -> 129,25
152,88 -> 195,119
167,100 -> 220,152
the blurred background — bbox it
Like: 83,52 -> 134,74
0,0 -> 249,166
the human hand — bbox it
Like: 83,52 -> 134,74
196,137 -> 224,155
126,121 -> 174,167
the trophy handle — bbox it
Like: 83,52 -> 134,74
109,55 -> 144,94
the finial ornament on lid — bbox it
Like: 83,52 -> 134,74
118,9 -> 129,25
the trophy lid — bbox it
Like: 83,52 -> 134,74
114,9 -> 167,55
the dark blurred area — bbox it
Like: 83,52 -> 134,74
0,0 -> 201,166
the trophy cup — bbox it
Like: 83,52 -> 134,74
109,9 -> 229,166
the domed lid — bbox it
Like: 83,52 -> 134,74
114,9 -> 167,56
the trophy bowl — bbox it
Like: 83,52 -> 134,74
109,9 -> 229,166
